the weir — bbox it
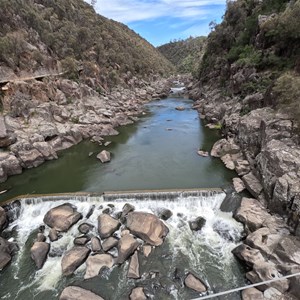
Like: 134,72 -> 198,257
102,188 -> 223,201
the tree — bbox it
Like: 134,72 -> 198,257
91,0 -> 97,7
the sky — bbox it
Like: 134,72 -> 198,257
90,0 -> 227,46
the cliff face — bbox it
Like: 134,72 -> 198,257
191,0 -> 300,233
0,0 -> 174,89
158,36 -> 206,75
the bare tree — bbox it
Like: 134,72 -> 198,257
91,0 -> 97,7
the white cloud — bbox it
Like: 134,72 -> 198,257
93,0 -> 226,23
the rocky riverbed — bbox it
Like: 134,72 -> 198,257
0,191 -> 245,299
190,85 -> 300,299
0,75 -> 171,183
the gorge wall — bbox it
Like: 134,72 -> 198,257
190,0 -> 300,234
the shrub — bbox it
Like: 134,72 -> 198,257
273,72 -> 300,123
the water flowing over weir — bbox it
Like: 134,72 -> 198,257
1,190 -> 246,300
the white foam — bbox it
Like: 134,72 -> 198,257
6,193 -> 243,294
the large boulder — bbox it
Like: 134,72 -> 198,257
91,237 -> 102,252
61,246 -> 90,276
184,273 -> 207,293
44,203 -> 82,232
210,138 -> 240,158
129,287 -> 147,300
78,223 -> 93,234
246,262 -> 289,293
242,288 -> 264,300
33,142 -> 58,161
0,206 -> 7,232
256,139 -> 300,212
127,251 -> 140,279
97,150 -> 111,163
84,254 -> 114,279
116,234 -> 139,264
234,198 -> 270,232
126,212 -> 169,246
242,172 -> 263,198
102,237 -> 118,252
17,149 -> 45,168
30,242 -> 50,269
0,153 -> 22,177
60,286 -> 104,300
232,244 -> 264,267
98,214 -> 120,239
245,228 -> 283,259
0,237 -> 17,270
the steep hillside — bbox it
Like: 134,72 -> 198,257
158,36 -> 206,75
198,0 -> 300,116
0,0 -> 174,89
190,2 -> 300,297
192,0 -> 300,225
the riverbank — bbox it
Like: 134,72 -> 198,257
0,75 -> 173,184
189,84 -> 300,299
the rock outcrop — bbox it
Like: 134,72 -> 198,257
60,286 -> 104,300
126,212 -> 169,246
0,75 -> 172,183
129,287 -> 147,300
97,150 -> 111,163
115,234 -> 139,264
30,242 -> 50,269
184,273 -> 207,293
44,204 -> 82,232
0,237 -> 17,270
61,246 -> 90,276
84,254 -> 114,279
98,214 -> 120,239
0,207 -> 7,232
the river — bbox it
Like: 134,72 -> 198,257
0,96 -> 246,299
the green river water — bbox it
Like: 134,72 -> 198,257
0,97 -> 234,203
0,96 -> 246,300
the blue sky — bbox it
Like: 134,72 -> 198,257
91,0 -> 227,46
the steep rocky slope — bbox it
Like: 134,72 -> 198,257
0,0 -> 174,88
192,0 -> 300,230
0,0 -> 175,182
158,36 -> 206,75
190,0 -> 300,298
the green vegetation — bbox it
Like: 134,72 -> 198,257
158,37 -> 206,75
274,72 -> 300,123
197,0 -> 300,120
0,0 -> 174,87
199,0 -> 299,83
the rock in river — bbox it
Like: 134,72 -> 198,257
129,287 -> 147,300
84,254 -> 114,279
30,242 -> 50,269
0,206 -> 7,232
116,234 -> 139,264
60,286 -> 104,300
44,203 -> 82,232
98,214 -> 120,239
97,150 -> 111,163
126,212 -> 169,246
184,273 -> 207,293
189,217 -> 206,231
127,251 -> 140,279
61,246 -> 90,276
0,237 -> 17,270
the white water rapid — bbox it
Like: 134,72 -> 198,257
2,191 -> 244,299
